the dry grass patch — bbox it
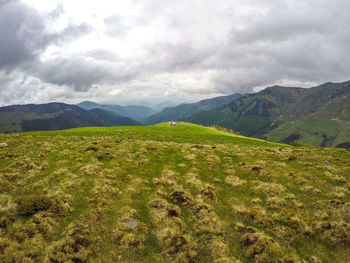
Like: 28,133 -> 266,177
225,175 -> 247,188
324,171 -> 347,184
79,163 -> 102,177
252,181 -> 287,197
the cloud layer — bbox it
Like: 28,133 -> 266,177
1,0 -> 350,105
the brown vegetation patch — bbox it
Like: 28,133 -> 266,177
171,189 -> 193,206
45,222 -> 95,262
84,146 -> 98,152
16,195 -> 53,216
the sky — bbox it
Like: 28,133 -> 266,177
0,0 -> 350,106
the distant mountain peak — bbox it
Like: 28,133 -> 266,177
258,85 -> 303,96
76,101 -> 155,121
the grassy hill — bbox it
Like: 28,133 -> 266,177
0,103 -> 141,133
0,122 -> 349,262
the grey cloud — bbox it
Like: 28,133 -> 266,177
146,42 -> 215,72
230,8 -> 331,44
0,0 -> 91,71
0,71 -> 42,105
0,69 -> 74,106
0,0 -> 94,103
1,0 -> 350,105
48,23 -> 92,45
0,0 -> 46,70
33,56 -> 139,91
0,0 -> 16,6
204,0 -> 350,94
35,57 -> 111,91
84,50 -> 120,61
34,41 -> 212,93
48,4 -> 64,19
129,1 -> 350,95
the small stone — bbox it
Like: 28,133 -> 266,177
0,143 -> 8,148
72,174 -> 78,179
123,220 -> 139,228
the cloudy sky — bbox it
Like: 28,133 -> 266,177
0,0 -> 349,106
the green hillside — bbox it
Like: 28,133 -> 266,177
184,81 -> 350,148
0,103 -> 141,133
0,122 -> 349,262
145,94 -> 242,124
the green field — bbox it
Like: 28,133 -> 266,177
266,118 -> 350,147
0,122 -> 349,262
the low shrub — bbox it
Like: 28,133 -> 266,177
16,195 -> 53,216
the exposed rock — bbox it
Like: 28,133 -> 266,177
123,220 -> 139,228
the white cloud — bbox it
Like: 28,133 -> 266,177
1,0 -> 350,106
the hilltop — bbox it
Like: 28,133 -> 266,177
0,122 -> 349,262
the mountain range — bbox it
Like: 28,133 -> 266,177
145,93 -> 243,124
183,81 -> 350,148
0,80 -> 349,148
0,103 -> 140,133
76,101 -> 156,121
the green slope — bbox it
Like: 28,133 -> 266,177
0,103 -> 141,133
89,108 -> 141,126
185,86 -> 304,137
184,81 -> 350,147
145,94 -> 242,124
266,95 -> 350,148
266,117 -> 350,147
0,122 -> 349,262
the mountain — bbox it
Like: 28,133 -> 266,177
145,93 -> 243,124
88,108 -> 141,126
185,86 -> 305,137
77,101 -> 156,121
1,122 -> 349,262
0,103 -> 141,133
184,81 -> 350,147
152,101 -> 179,111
